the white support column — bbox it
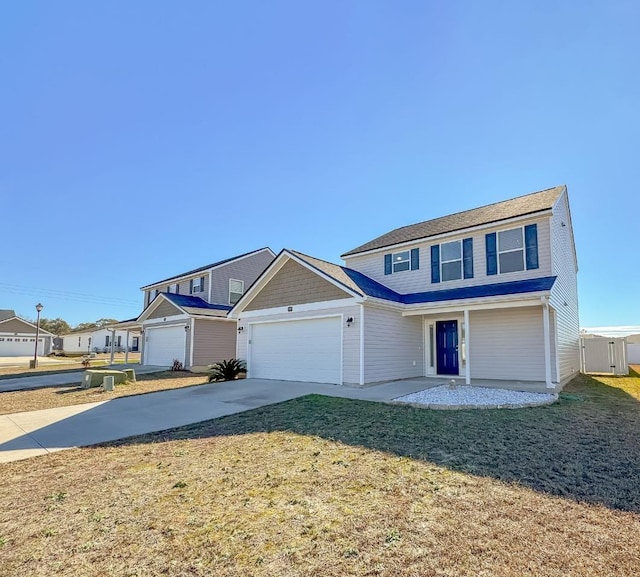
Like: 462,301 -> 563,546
542,298 -> 553,388
124,330 -> 130,364
464,309 -> 471,385
359,304 -> 365,386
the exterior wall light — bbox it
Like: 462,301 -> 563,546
346,316 -> 354,327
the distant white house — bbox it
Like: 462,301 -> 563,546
61,326 -> 141,355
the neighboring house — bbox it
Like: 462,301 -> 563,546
60,325 -> 141,355
137,248 -> 275,370
0,309 -> 55,356
231,185 -> 579,392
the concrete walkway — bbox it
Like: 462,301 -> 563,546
0,365 -> 167,393
0,377 -> 436,463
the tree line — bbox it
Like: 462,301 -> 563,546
37,318 -> 121,336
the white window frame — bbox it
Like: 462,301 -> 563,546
497,227 -> 525,274
192,277 -> 203,293
229,279 -> 244,305
440,240 -> 463,282
392,250 -> 411,273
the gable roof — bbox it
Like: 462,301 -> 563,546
0,315 -> 56,336
137,292 -> 232,322
140,247 -> 275,289
0,310 -> 16,322
341,185 -> 565,257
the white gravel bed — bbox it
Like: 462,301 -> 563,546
394,385 -> 557,409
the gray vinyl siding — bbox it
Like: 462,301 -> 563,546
549,191 -> 580,382
0,318 -> 38,334
147,300 -> 183,320
364,306 -> 423,383
178,275 -> 207,298
209,250 -> 274,306
344,216 -> 552,295
469,307 -> 545,381
192,319 -> 237,367
237,304 -> 361,385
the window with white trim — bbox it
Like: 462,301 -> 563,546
191,277 -> 204,293
440,240 -> 462,281
392,251 -> 410,273
229,279 -> 244,305
498,227 -> 525,273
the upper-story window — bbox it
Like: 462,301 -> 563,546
229,279 -> 244,305
190,276 -> 205,294
384,248 -> 419,275
441,241 -> 462,281
486,224 -> 538,276
498,228 -> 524,273
431,238 -> 473,283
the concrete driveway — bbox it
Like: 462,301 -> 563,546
0,377 -> 434,463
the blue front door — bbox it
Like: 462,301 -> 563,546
436,320 -> 459,375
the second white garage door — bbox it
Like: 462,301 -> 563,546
250,317 -> 342,384
145,325 -> 186,367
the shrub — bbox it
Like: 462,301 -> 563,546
171,359 -> 184,371
208,358 -> 246,382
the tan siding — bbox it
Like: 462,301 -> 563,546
344,216 -> 552,295
0,318 -> 37,334
244,260 -> 352,311
237,304 -> 361,385
147,300 -> 183,320
364,306 -> 424,383
469,307 -> 545,381
209,250 -> 274,305
192,319 -> 237,366
549,191 -> 580,382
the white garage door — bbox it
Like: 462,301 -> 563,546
145,325 -> 186,366
0,337 -> 44,357
250,317 -> 342,384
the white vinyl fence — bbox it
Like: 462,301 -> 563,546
628,344 -> 640,365
580,337 -> 628,375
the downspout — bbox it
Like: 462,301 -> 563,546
541,296 -> 553,388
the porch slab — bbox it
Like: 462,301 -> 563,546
394,376 -> 555,394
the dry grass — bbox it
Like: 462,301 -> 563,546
0,372 -> 207,415
0,353 -> 141,379
1,372 -> 639,576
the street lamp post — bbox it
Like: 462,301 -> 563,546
32,303 -> 43,369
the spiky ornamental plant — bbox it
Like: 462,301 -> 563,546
207,358 -> 247,382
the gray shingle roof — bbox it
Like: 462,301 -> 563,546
0,310 -> 16,322
341,185 -> 565,257
140,247 -> 274,289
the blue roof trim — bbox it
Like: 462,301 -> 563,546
401,276 -> 557,304
163,293 -> 233,311
342,268 -> 404,302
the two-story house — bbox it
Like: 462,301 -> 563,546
230,186 -> 579,392
137,248 -> 275,370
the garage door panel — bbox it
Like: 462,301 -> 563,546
250,317 -> 341,384
0,338 -> 44,356
145,325 -> 186,366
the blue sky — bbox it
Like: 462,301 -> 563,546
1,1 -> 638,327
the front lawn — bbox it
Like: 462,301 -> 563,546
0,372 -> 639,576
0,372 -> 207,415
